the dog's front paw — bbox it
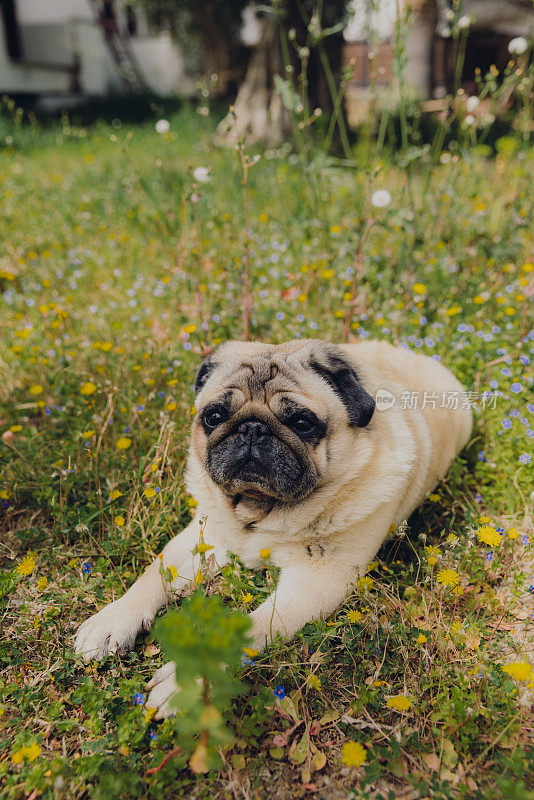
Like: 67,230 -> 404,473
74,599 -> 149,662
146,662 -> 179,719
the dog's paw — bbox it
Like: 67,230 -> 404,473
74,599 -> 149,662
146,662 -> 179,719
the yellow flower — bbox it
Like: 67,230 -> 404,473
114,515 -> 125,526
116,437 -> 132,450
258,213 -> 268,223
187,497 -> 198,508
24,742 -> 42,762
80,381 -> 97,396
195,569 -> 203,585
341,741 -> 367,767
196,541 -> 214,554
11,747 -> 25,765
9,425 -> 22,432
503,662 -> 533,682
416,633 -> 427,644
144,486 -> 156,498
82,430 -> 95,439
445,306 -> 462,317
298,293 -> 307,303
166,401 -> 177,411
357,576 -> 374,591
29,384 -> 43,395
109,489 -> 123,501
307,674 -> 322,690
36,577 -> 48,591
167,565 -> 178,581
412,283 -> 427,294
16,555 -> 36,576
260,548 -> 271,559
386,695 -> 412,712
321,269 -> 335,279
183,324 -> 197,334
0,489 -> 11,499
436,569 -> 460,587
11,742 -> 41,764
508,527 -> 518,540
242,646 -> 259,658
428,493 -> 440,502
242,593 -> 254,605
476,525 -> 501,547
347,609 -> 362,623
145,706 -> 157,723
67,558 -> 77,569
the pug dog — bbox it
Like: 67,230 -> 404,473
75,339 -> 472,716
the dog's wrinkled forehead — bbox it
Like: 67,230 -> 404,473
195,344 -> 305,403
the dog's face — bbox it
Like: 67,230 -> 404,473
191,340 -> 375,516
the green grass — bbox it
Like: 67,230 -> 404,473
0,106 -> 533,799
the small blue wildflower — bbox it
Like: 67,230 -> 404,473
212,313 -> 220,323
528,585 -> 534,595
526,403 -> 534,414
477,451 -> 485,461
522,535 -> 530,546
133,692 -> 145,705
485,552 -> 493,562
519,453 -> 531,465
150,730 -> 158,741
501,419 -> 512,430
510,409 -> 519,417
475,492 -> 483,504
520,355 -> 530,365
489,380 -> 499,389
124,426 -> 131,433
501,368 -> 512,376
273,685 -> 286,700
45,406 -> 51,416
183,341 -> 192,350
241,655 -> 255,667
82,562 -> 91,574
275,312 -> 285,321
511,383 -> 522,394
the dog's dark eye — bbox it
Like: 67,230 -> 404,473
289,416 -> 316,436
202,408 -> 229,430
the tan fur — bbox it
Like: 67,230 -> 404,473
75,339 -> 472,717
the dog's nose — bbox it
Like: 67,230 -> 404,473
237,421 -> 270,442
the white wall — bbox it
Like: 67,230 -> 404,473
17,0 -> 93,24
0,16 -> 71,93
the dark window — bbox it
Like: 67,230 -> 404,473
1,0 -> 23,61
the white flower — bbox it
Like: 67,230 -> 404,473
466,96 -> 480,112
371,189 -> 392,208
193,166 -> 211,183
457,15 -> 471,29
155,119 -> 170,134
508,37 -> 528,56
464,114 -> 476,127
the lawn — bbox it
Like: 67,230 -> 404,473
0,105 -> 533,799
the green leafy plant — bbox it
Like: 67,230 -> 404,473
152,593 -> 251,773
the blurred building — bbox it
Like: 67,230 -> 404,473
0,0 -> 188,99
343,0 -> 534,124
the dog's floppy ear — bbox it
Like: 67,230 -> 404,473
310,346 -> 375,427
194,355 -> 216,395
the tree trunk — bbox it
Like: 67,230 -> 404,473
216,17 -> 292,146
